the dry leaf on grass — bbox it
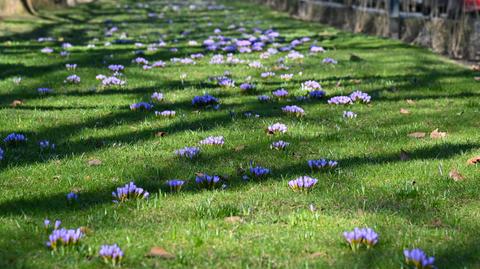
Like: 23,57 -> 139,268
87,159 -> 102,166
448,169 -> 465,181
467,156 -> 480,165
400,108 -> 410,114
430,129 -> 447,139
224,216 -> 243,223
147,247 -> 175,259
408,132 -> 426,138
406,99 -> 416,105
400,150 -> 410,161
472,65 -> 480,71
474,77 -> 480,81
11,100 -> 24,107
155,131 -> 167,137
234,145 -> 245,152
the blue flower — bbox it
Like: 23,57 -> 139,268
343,111 -> 357,119
309,90 -> 326,99
99,244 -> 124,266
192,94 -> 219,107
46,228 -> 84,250
130,102 -> 153,111
271,140 -> 289,150
195,173 -> 221,189
249,161 -> 270,178
4,133 -> 27,145
0,147 -> 4,161
175,146 -> 200,159
66,192 -> 78,203
349,90 -> 371,103
112,182 -> 149,203
308,159 -> 338,170
343,227 -> 379,251
288,176 -> 318,192
166,180 -> 186,192
39,140 -> 55,150
199,136 -> 224,146
282,105 -> 305,117
404,248 -> 435,269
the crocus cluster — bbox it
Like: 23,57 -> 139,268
39,140 -> 55,150
151,92 -> 164,102
257,95 -> 271,102
328,96 -> 353,105
4,133 -> 27,145
175,146 -> 200,159
280,74 -> 293,81
239,83 -> 254,92
155,110 -> 176,117
301,80 -> 322,91
343,227 -> 379,251
343,111 -> 357,119
403,248 -> 435,269
101,76 -> 126,87
250,162 -> 270,178
271,140 -> 289,150
133,57 -> 148,65
99,244 -> 124,266
288,176 -> 318,192
349,90 -> 371,103
217,77 -> 235,88
195,173 -> 221,189
66,192 -> 78,203
65,63 -> 77,70
267,123 -> 287,134
46,228 -> 85,250
310,46 -> 325,53
199,136 -> 224,146
308,159 -> 338,170
192,94 -> 219,107
64,74 -> 81,84
166,180 -> 185,192
282,105 -> 305,117
323,57 -> 338,64
108,64 -> 124,72
41,47 -> 54,54
112,182 -> 149,203
309,90 -> 326,99
261,71 -> 275,78
130,102 -> 153,111
38,88 -> 53,94
272,88 -> 288,98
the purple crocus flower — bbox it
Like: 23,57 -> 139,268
64,74 -> 81,84
38,88 -> 53,94
101,76 -> 126,87
44,219 -> 50,229
280,74 -> 293,81
308,159 -> 338,170
192,94 -> 219,107
133,57 -> 148,65
195,173 -> 221,189
301,80 -> 322,91
54,220 -> 61,229
267,123 -> 287,134
343,111 -> 357,119
249,161 -> 270,178
272,88 -> 288,98
65,63 -> 77,70
99,244 -> 124,266
112,182 -> 149,203
217,77 -> 235,88
349,90 -> 371,103
66,192 -> 78,203
309,90 -> 326,99
199,136 -> 224,146
41,47 -> 54,54
151,92 -> 164,102
239,83 -> 255,92
155,110 -> 176,117
404,248 -> 435,269
108,64 -> 124,72
130,102 -> 153,111
175,146 -> 200,159
328,96 -> 353,105
343,227 -> 379,251
166,180 -> 185,192
257,95 -> 271,102
261,71 -> 275,78
152,60 -> 166,68
46,228 -> 84,250
288,176 -> 318,192
39,140 -> 55,150
310,46 -> 325,53
282,105 -> 305,117
0,147 -> 4,161
271,140 -> 289,150
322,57 -> 338,64
4,133 -> 27,145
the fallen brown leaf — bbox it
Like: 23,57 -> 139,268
352,79 -> 362,84
11,100 -> 23,107
430,129 -> 447,139
155,131 -> 167,137
224,216 -> 243,223
335,80 -> 341,87
234,145 -> 245,152
400,108 -> 410,114
406,99 -> 416,105
474,76 -> 480,81
467,156 -> 480,165
448,169 -> 465,181
88,159 -> 102,166
400,150 -> 410,161
147,247 -> 175,259
408,132 -> 426,138
430,218 -> 444,228
309,251 -> 328,259
472,64 -> 480,71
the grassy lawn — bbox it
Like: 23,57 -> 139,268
0,0 -> 479,268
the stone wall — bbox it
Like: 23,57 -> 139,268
253,0 -> 480,61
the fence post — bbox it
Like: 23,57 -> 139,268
388,0 -> 400,39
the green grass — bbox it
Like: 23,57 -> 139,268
0,0 -> 479,268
